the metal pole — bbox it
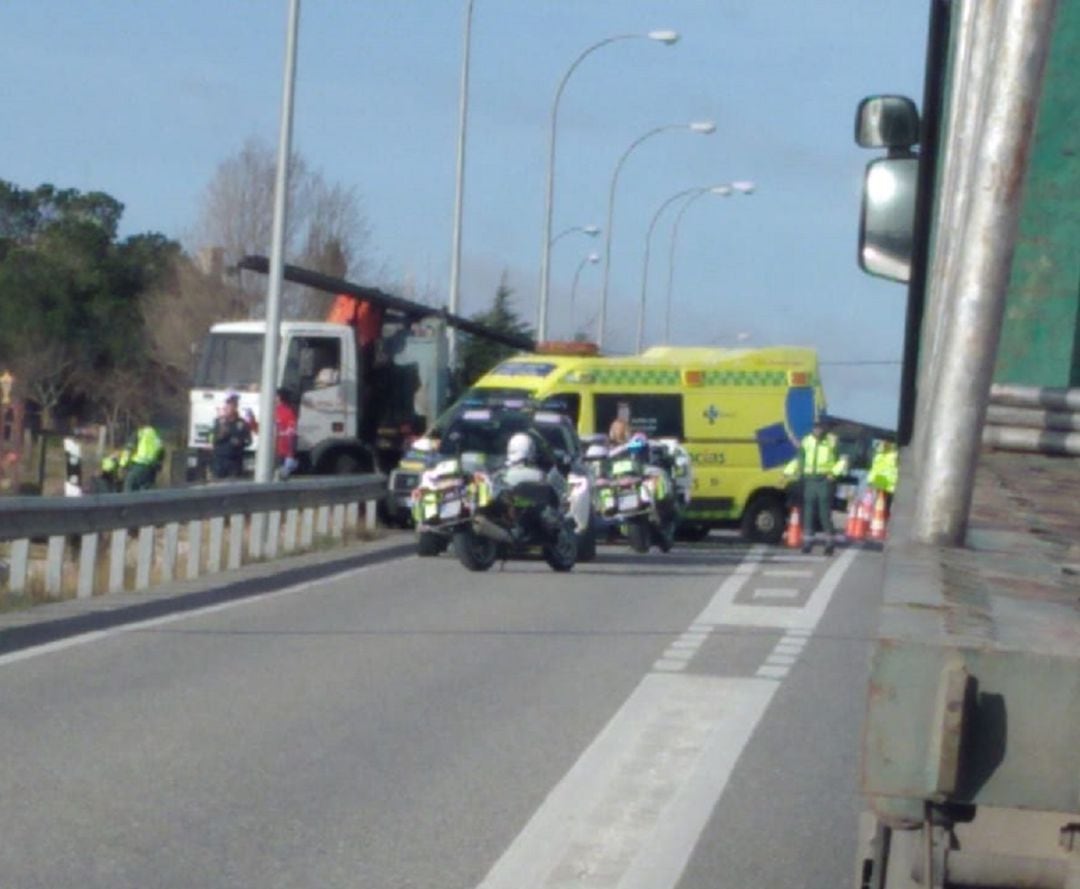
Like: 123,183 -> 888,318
569,254 -> 593,337
663,188 -> 718,346
636,187 -> 703,353
447,0 -> 475,373
539,34 -> 642,343
911,0 -> 990,461
255,0 -> 300,484
912,0 -> 1059,546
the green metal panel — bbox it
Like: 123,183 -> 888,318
995,0 -> 1080,386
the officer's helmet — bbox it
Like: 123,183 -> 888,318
506,432 -> 535,466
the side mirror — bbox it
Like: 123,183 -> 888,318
855,95 -> 920,149
858,156 -> 919,283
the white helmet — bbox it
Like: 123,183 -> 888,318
507,432 -> 535,465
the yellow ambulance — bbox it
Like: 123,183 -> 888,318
462,344 -> 826,542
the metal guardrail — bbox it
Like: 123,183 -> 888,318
0,475 -> 385,541
0,475 -> 387,600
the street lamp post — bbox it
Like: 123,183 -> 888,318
537,29 -> 679,342
447,0 -> 475,373
570,251 -> 601,337
664,180 -> 754,344
598,120 -> 716,348
255,0 -> 301,485
551,223 -> 601,247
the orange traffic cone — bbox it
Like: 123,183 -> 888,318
851,492 -> 870,542
844,497 -> 859,539
786,505 -> 803,549
869,491 -> 888,542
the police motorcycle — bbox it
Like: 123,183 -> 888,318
591,433 -> 682,553
410,448 -> 485,557
453,432 -> 578,573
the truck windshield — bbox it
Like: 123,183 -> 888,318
193,333 -> 264,391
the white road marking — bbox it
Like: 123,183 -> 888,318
671,639 -> 701,650
653,660 -> 687,672
766,653 -> 797,666
762,568 -> 813,578
696,547 -> 858,630
475,674 -> 777,889
755,664 -> 789,679
0,559 -> 398,669
752,587 -> 801,600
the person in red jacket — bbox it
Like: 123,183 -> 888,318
274,388 -> 299,479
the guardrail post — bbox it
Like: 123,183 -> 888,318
162,522 -> 179,583
187,519 -> 202,581
228,514 -> 243,570
301,508 -> 314,548
331,504 -> 345,539
135,526 -> 154,591
266,511 -> 281,559
284,508 -> 299,553
250,512 -> 266,560
316,505 -> 330,538
208,517 -> 224,574
10,539 -> 29,594
77,532 -> 98,599
365,499 -> 377,531
346,502 -> 359,532
45,535 -> 65,596
109,530 -> 126,592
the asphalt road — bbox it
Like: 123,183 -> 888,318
0,533 -> 884,889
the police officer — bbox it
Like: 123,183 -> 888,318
785,418 -> 848,555
122,424 -> 166,492
868,439 -> 899,512
212,393 -> 252,479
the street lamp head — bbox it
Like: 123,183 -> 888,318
647,29 -> 680,45
689,120 -> 717,134
587,252 -> 601,263
583,225 -> 601,236
731,180 -> 756,193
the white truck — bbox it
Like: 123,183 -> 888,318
186,259 -> 533,482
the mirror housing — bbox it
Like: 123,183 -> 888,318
855,95 -> 920,149
858,156 -> 919,283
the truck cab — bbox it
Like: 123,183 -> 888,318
187,317 -> 445,480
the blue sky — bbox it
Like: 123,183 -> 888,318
1,2 -> 927,428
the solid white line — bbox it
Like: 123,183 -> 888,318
752,587 -> 800,600
0,558 -> 402,669
475,675 -> 777,889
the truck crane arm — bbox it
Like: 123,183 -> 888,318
238,255 -> 536,353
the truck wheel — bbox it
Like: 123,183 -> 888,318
741,494 -> 785,544
417,531 -> 446,557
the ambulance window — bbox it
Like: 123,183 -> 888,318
594,394 -> 684,439
536,393 -> 580,425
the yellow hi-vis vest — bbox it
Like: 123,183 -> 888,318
784,433 -> 847,479
869,448 -> 898,494
129,426 -> 164,467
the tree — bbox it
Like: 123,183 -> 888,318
191,137 -> 371,319
460,273 -> 534,386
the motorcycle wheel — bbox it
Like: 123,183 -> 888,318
453,528 -> 498,572
575,512 -> 598,563
417,531 -> 447,557
626,517 -> 651,554
653,519 -> 675,553
543,525 -> 577,572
